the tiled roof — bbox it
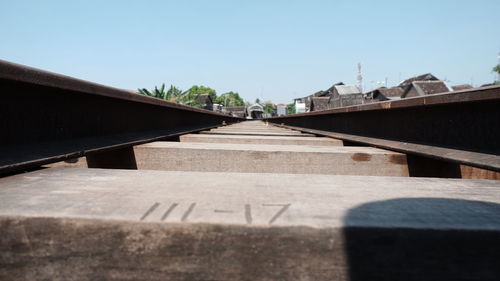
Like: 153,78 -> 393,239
451,84 -> 473,91
293,82 -> 344,101
335,85 -> 361,95
414,81 -> 450,95
398,73 -> 438,87
402,81 -> 451,98
379,87 -> 404,97
196,94 -> 213,105
325,82 -> 345,93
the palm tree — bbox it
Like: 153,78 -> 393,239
166,85 -> 183,102
137,84 -> 207,108
138,84 -> 167,99
138,84 -> 186,102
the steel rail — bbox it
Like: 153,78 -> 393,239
0,60 -> 242,174
266,86 -> 500,172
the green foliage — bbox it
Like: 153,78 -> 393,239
263,103 -> 275,114
287,103 -> 296,114
184,85 -> 217,102
493,64 -> 500,75
138,84 -> 205,108
177,95 -> 203,108
138,83 -> 247,109
166,85 -> 183,102
215,91 -> 245,107
177,85 -> 216,108
138,83 -> 167,99
138,84 -> 183,102
255,98 -> 261,103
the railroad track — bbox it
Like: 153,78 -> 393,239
1,60 -> 500,280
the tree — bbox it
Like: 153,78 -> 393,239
494,65 -> 500,83
166,85 -> 183,102
177,93 -> 203,107
176,85 -> 216,108
263,103 -> 274,114
215,91 -> 245,107
138,83 -> 167,99
138,84 -> 183,102
493,64 -> 500,75
255,98 -> 261,104
493,65 -> 500,84
287,103 -> 296,114
138,84 -> 203,107
183,85 -> 217,102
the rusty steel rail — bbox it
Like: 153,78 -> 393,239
0,60 -> 242,175
266,86 -> 500,172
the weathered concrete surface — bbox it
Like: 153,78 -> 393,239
2,168 -> 498,228
211,129 -> 297,134
221,121 -> 272,128
210,127 -> 298,133
205,121 -> 311,136
134,142 -> 409,176
212,124 -> 290,129
180,134 -> 343,146
0,218 -> 348,281
209,129 -> 304,135
200,130 -> 315,137
0,168 -> 499,280
46,155 -> 500,181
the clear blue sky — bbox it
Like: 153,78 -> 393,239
1,0 -> 499,104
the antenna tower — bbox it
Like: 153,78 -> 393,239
357,63 -> 363,92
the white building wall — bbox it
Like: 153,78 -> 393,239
276,106 -> 287,116
295,101 -> 306,113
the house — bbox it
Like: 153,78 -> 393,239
293,97 -> 307,113
293,95 -> 314,112
262,101 -> 290,117
293,82 -> 345,112
398,73 -> 439,88
323,82 -> 345,95
212,103 -> 223,112
246,103 -> 264,119
225,106 -> 246,118
195,94 -> 213,110
364,87 -> 404,103
309,84 -> 364,111
451,84 -> 473,91
401,81 -> 452,98
276,104 -> 288,116
310,97 -> 333,111
330,85 -> 363,108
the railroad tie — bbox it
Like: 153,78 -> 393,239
1,168 -> 499,280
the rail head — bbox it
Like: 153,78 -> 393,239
0,59 -> 235,117
269,85 -> 500,118
0,60 -> 243,175
266,87 -> 500,172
